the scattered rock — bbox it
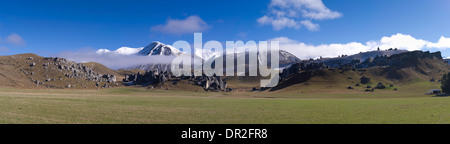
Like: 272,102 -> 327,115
360,76 -> 371,84
375,82 -> 386,89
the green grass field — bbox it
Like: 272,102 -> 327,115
1,82 -> 450,124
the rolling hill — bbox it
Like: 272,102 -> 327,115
269,50 -> 450,93
0,53 -> 120,89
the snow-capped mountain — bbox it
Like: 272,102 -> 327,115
96,47 -> 144,55
137,41 -> 184,56
279,50 -> 301,66
95,41 -> 301,72
95,41 -> 184,56
94,41 -> 191,72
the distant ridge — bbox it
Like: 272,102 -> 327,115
269,50 -> 450,92
315,49 -> 408,68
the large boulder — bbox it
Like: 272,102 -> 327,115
193,74 -> 228,91
375,82 -> 386,89
360,76 -> 371,84
103,74 -> 116,83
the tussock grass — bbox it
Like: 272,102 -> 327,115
0,85 -> 449,124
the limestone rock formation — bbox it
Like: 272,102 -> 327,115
193,74 -> 228,91
123,70 -> 170,86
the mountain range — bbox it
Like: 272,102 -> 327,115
0,41 -> 448,93
96,42 -> 183,56
97,41 -> 301,72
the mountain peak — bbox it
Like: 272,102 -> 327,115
138,41 -> 182,56
96,47 -> 143,55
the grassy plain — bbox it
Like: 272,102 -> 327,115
1,80 -> 449,124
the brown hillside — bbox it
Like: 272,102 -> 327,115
83,62 -> 120,76
268,51 -> 450,93
0,53 -> 120,89
117,69 -> 145,76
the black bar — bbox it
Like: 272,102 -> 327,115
1,124 -> 448,143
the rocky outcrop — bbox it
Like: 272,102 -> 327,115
279,62 -> 328,83
317,49 -> 407,68
102,74 -> 116,83
23,56 -> 118,88
123,71 -> 231,92
44,57 -> 117,83
360,76 -> 371,84
279,63 -> 301,82
375,82 -> 386,89
193,74 -> 229,91
123,70 -> 170,86
127,64 -> 172,72
356,51 -> 443,68
430,78 -> 436,82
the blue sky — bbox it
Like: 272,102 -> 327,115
1,0 -> 450,58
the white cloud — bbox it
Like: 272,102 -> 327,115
5,33 -> 26,46
300,20 -> 319,31
0,46 -> 8,52
257,16 -> 300,30
258,0 -> 342,31
57,47 -> 176,70
269,37 -> 299,44
270,33 -> 450,59
427,36 -> 450,49
96,47 -> 144,55
374,34 -> 428,51
151,15 -> 211,35
0,33 -> 25,52
237,32 -> 247,38
276,40 -> 370,59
